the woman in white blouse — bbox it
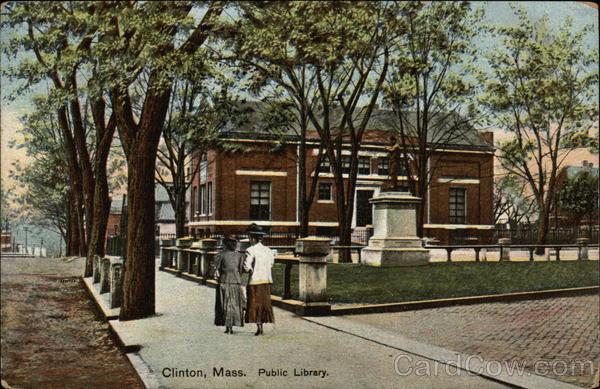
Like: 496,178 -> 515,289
243,224 -> 275,336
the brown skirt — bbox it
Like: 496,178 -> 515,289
245,284 -> 275,323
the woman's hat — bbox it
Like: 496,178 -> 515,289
223,234 -> 238,242
247,223 -> 266,236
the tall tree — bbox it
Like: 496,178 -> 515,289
382,1 -> 485,237
226,2 -> 392,260
8,97 -> 71,249
493,174 -> 537,229
2,2 -> 117,275
92,1 -> 224,320
480,7 -> 598,252
558,170 -> 599,231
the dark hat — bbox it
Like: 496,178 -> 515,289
247,223 -> 266,236
223,234 -> 238,242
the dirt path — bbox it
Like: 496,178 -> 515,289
1,257 -> 143,389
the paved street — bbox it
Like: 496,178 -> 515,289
0,257 -> 143,389
347,295 -> 600,388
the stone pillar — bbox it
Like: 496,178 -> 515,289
100,257 -> 111,293
160,238 -> 174,269
577,238 -> 589,260
296,237 -> 331,316
109,258 -> 124,308
361,192 -> 430,266
499,238 -> 511,261
176,237 -> 193,272
198,239 -> 218,277
93,255 -> 101,283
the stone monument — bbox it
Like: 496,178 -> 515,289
361,191 -> 430,266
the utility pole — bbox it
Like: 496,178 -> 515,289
24,226 -> 29,254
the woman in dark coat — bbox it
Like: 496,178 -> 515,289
212,234 -> 245,334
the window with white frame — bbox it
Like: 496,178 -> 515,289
378,157 -> 389,176
200,153 -> 208,182
449,188 -> 466,224
250,181 -> 271,220
207,182 -> 213,214
358,156 -> 371,175
318,183 -> 333,201
199,184 -> 207,215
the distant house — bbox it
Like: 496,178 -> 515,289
551,160 -> 599,229
187,105 -> 495,245
155,184 -> 189,236
105,197 -> 123,244
1,228 -> 12,252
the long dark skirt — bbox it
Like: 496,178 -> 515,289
245,284 -> 275,324
214,283 -> 245,327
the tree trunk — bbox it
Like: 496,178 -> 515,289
66,191 -> 77,256
535,206 -> 551,255
119,151 -> 157,320
175,188 -> 187,238
85,166 -> 111,276
338,213 -> 353,263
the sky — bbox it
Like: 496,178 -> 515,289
1,1 -> 598,240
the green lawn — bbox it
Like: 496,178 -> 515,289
271,261 -> 599,305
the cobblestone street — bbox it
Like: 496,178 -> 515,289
346,295 -> 599,387
1,257 -> 143,389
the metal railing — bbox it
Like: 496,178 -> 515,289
426,243 -> 597,262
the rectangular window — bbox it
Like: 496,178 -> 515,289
358,156 -> 371,175
250,181 -> 271,220
200,154 -> 208,182
199,184 -> 206,215
318,183 -> 333,201
341,155 -> 351,174
378,158 -> 389,176
318,156 -> 331,173
449,188 -> 466,224
207,182 -> 213,215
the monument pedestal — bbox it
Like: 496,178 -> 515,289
362,192 -> 429,266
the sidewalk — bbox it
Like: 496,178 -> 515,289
86,264 -> 515,389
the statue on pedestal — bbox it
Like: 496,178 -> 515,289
381,135 -> 402,192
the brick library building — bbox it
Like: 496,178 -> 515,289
187,108 -> 495,245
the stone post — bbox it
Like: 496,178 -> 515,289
295,237 -> 331,316
93,255 -> 101,283
362,192 -> 429,266
199,239 -> 218,278
99,257 -> 111,293
499,238 -> 511,261
109,258 -> 124,308
577,238 -> 589,260
160,238 -> 174,269
176,237 -> 193,273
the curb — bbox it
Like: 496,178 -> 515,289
329,286 -> 599,315
82,277 -> 119,320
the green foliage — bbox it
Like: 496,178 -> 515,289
479,5 -> 599,238
558,170 -> 599,222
